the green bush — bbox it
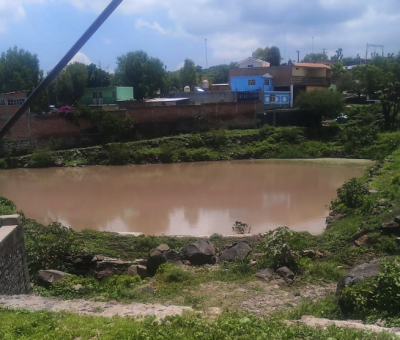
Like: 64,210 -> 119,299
295,90 -> 345,123
0,158 -> 7,169
101,275 -> 143,300
0,196 -> 16,215
156,263 -> 192,283
259,124 -> 275,137
335,178 -> 366,209
29,149 -> 53,167
209,127 -> 228,148
259,227 -> 300,270
341,125 -> 379,152
24,220 -> 76,278
104,143 -> 130,165
339,258 -> 400,319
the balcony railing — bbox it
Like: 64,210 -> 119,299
237,91 -> 260,102
80,97 -> 117,105
292,76 -> 330,86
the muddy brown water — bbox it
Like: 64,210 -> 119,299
0,159 -> 372,235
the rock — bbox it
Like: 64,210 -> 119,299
354,235 -> 369,247
36,270 -> 71,288
381,221 -> 400,234
94,257 -> 133,279
255,268 -> 275,281
369,189 -> 378,194
128,265 -> 149,280
180,239 -> 216,265
302,250 -> 316,258
336,259 -> 381,299
276,267 -> 295,283
218,241 -> 252,262
54,158 -> 64,166
147,244 -> 183,276
72,284 -> 83,291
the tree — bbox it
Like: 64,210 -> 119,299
352,64 -> 386,94
332,61 -> 344,78
0,46 -> 41,93
295,90 -> 344,125
180,58 -> 197,90
115,50 -> 167,99
379,82 -> 400,130
252,46 -> 281,66
302,53 -> 328,62
331,48 -> 344,62
66,62 -> 88,103
87,63 -> 111,88
52,70 -> 73,105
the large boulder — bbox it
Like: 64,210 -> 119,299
147,244 -> 182,275
36,270 -> 71,288
180,239 -> 216,265
128,265 -> 149,280
218,241 -> 252,262
336,259 -> 381,299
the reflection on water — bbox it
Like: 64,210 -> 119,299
0,160 -> 370,235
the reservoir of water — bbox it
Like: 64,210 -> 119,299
0,159 -> 372,235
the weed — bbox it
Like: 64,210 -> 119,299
29,149 -> 53,167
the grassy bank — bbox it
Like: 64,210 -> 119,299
2,123 -> 400,169
1,308 -> 396,340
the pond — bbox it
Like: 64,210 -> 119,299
0,159 -> 373,235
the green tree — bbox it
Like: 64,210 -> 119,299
52,70 -> 73,105
302,53 -> 328,62
252,46 -> 281,66
87,63 -> 111,88
0,46 -> 42,93
379,81 -> 400,130
114,50 -> 166,99
295,90 -> 344,125
353,64 -> 386,94
180,58 -> 197,90
332,61 -> 344,78
66,62 -> 88,103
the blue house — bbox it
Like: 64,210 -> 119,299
230,73 -> 292,108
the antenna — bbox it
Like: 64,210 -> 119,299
205,38 -> 208,69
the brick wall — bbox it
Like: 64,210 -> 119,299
0,101 -> 261,153
0,215 -> 31,295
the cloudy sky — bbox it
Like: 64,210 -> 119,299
1,0 -> 399,72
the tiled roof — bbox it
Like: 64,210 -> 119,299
292,62 -> 331,69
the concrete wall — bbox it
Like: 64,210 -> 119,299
0,215 -> 31,295
166,91 -> 237,104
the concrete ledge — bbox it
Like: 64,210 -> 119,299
0,214 -> 21,228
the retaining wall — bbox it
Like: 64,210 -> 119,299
0,215 -> 31,295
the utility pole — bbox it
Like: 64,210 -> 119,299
205,38 -> 208,69
296,50 -> 300,62
312,37 -> 314,54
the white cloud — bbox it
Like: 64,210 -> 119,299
135,19 -> 168,35
69,51 -> 91,65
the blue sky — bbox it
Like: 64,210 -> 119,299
1,0 -> 400,73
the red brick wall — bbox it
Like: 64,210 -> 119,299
2,101 -> 259,142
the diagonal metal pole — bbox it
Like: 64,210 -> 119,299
0,0 -> 123,140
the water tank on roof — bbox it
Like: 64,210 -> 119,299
184,86 -> 190,92
202,79 -> 209,90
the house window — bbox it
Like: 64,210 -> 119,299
247,79 -> 256,86
92,92 -> 98,99
0,99 -> 6,105
270,94 -> 276,103
264,79 -> 270,86
247,64 -> 254,68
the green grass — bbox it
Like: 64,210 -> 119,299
0,308 -> 397,340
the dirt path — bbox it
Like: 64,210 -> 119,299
0,295 -> 193,319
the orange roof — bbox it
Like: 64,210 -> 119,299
292,62 -> 331,69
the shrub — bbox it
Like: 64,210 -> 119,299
335,178 -> 366,209
104,143 -> 130,165
0,196 -> 16,215
295,90 -> 345,124
29,149 -> 53,167
101,275 -> 143,300
209,127 -> 228,148
259,124 -> 275,137
156,263 -> 191,283
232,221 -> 251,234
341,125 -> 379,152
339,258 -> 400,319
0,158 -> 7,169
24,220 -> 76,278
260,227 -> 300,270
